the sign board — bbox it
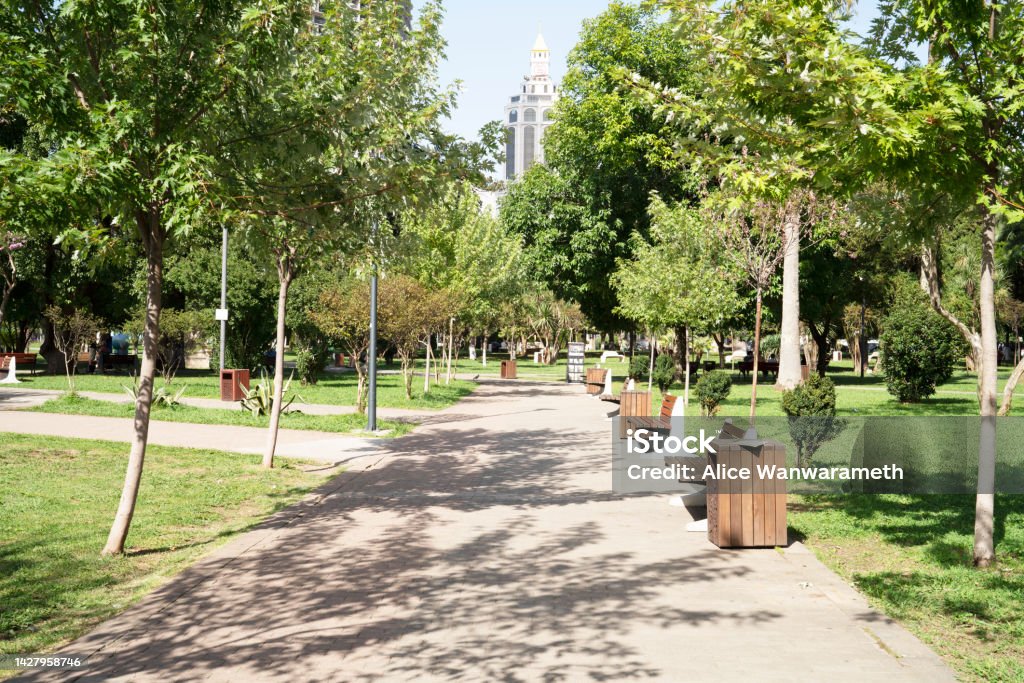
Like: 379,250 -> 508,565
566,341 -> 585,384
215,308 -> 229,321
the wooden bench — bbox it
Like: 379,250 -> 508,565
625,394 -> 679,434
585,368 -> 608,395
737,359 -> 779,379
662,419 -> 747,483
0,352 -> 40,375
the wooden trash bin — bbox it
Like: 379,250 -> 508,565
619,390 -> 652,417
500,359 -> 517,379
220,368 -> 250,402
707,431 -> 787,548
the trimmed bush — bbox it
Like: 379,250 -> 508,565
294,348 -> 322,386
628,355 -> 650,382
652,353 -> 676,392
880,299 -> 962,402
781,375 -> 842,466
696,370 -> 732,416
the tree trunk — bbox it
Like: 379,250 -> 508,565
482,329 -> 488,367
777,220 -> 802,389
423,340 -> 431,394
750,287 -> 763,423
672,325 -> 686,379
647,330 -> 655,395
683,326 -> 691,408
974,210 -> 999,567
808,322 -> 831,378
355,358 -> 367,414
262,267 -> 292,469
445,318 -> 453,384
851,330 -> 863,375
998,355 -> 1024,416
0,286 -> 12,333
103,229 -> 163,556
401,353 -> 414,399
713,331 -> 726,368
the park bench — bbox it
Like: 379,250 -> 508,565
737,358 -> 779,379
624,394 -> 682,435
585,368 -> 608,395
599,350 -> 625,364
74,352 -> 137,374
663,419 -> 747,484
0,352 -> 39,376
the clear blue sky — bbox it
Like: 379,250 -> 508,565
415,1 -> 886,142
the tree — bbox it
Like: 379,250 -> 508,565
2,0 -> 319,555
0,231 -> 24,329
611,197 -> 742,404
164,236 -> 278,371
395,183 -> 524,380
880,293 -> 963,403
648,0 -> 1024,566
152,309 -> 209,385
629,1 -> 857,391
710,194 -> 792,422
378,274 -> 432,399
501,2 -> 701,330
220,0 -> 490,467
44,306 -> 101,394
312,281 -> 372,414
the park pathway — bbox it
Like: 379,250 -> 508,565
0,389 -> 433,464
12,380 -> 953,682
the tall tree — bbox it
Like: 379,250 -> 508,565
1,0 -> 312,554
612,197 -> 742,403
501,2 -> 700,330
220,0 -> 479,467
649,0 -> 1024,566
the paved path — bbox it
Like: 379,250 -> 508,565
0,387 -> 427,419
13,381 -> 953,682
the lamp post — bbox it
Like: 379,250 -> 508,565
219,226 -> 228,370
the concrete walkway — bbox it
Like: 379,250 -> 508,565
12,380 -> 953,682
0,386 -> 427,419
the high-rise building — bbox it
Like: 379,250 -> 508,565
503,32 -> 559,181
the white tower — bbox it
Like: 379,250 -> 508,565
503,31 -> 559,181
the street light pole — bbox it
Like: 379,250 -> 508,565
367,222 -> 378,432
219,226 -> 228,371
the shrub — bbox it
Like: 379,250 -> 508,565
781,375 -> 843,466
153,309 -> 210,383
293,347 -> 324,386
241,370 -> 300,417
696,370 -> 732,416
651,353 -> 676,393
628,355 -> 650,382
880,299 -> 962,402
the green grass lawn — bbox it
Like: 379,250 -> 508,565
0,433 -> 334,663
789,494 -> 1024,682
25,394 -> 414,437
594,361 -> 1017,417
1,368 -> 476,411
